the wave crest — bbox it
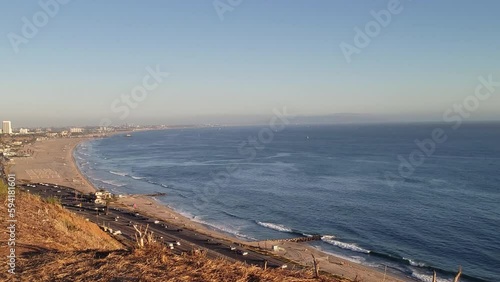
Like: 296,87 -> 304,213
321,236 -> 370,254
257,222 -> 293,233
411,271 -> 450,282
406,258 -> 426,267
109,171 -> 128,177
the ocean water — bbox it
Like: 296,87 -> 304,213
74,123 -> 500,281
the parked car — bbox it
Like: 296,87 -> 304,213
237,250 -> 248,256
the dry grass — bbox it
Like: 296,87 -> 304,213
16,245 -> 345,282
0,185 -> 123,280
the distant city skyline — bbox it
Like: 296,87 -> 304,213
1,1 -> 500,127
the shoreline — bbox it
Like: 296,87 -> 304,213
114,194 -> 411,282
14,134 -> 412,282
72,138 -> 98,193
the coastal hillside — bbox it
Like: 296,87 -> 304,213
0,184 -> 345,282
0,184 -> 123,255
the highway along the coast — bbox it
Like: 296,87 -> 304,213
22,183 -> 289,269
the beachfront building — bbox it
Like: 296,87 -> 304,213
70,127 -> 84,134
2,121 -> 12,134
89,190 -> 113,205
98,126 -> 112,132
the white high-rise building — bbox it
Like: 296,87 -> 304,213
2,121 -> 12,134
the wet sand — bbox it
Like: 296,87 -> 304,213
11,136 -> 411,282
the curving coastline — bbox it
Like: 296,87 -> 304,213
14,135 -> 411,282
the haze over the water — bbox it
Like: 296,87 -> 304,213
1,1 -> 499,127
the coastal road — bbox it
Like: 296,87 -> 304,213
22,183 -> 289,269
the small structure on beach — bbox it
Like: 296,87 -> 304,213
89,190 -> 113,205
272,245 -> 284,252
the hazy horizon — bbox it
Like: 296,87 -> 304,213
4,113 -> 500,129
1,1 -> 499,127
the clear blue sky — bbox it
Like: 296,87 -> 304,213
1,0 -> 499,127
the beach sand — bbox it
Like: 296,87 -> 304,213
10,137 -> 96,194
10,137 -> 411,282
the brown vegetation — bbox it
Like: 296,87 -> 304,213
0,186 -> 122,255
16,245 -> 345,282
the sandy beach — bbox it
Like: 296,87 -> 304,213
11,136 -> 411,282
10,137 -> 97,194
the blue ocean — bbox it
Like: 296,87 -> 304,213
74,123 -> 500,282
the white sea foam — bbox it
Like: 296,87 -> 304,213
411,270 -> 452,282
192,217 -> 256,241
405,258 -> 426,267
101,179 -> 126,187
109,171 -> 128,177
321,236 -> 370,254
257,222 -> 293,233
265,153 -> 292,159
313,247 -> 366,264
131,175 -> 145,180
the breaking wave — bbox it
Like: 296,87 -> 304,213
100,179 -> 126,187
411,270 -> 451,282
257,221 -> 294,233
109,170 -> 128,177
321,236 -> 371,254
